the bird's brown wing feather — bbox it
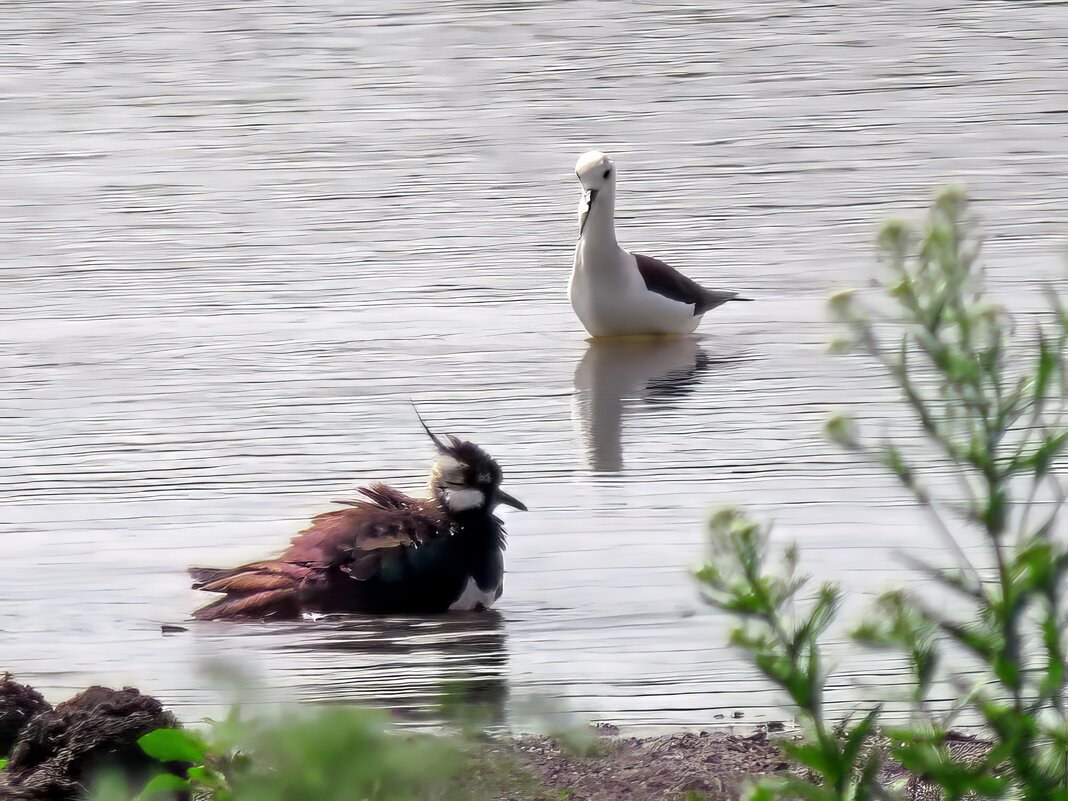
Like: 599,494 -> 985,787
189,487 -> 448,621
192,588 -> 304,621
281,491 -> 446,563
189,561 -> 319,620
634,253 -> 747,315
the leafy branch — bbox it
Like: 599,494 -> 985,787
701,188 -> 1068,801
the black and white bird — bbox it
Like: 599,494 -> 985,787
568,150 -> 751,337
189,415 -> 526,621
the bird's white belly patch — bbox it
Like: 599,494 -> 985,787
449,577 -> 498,611
570,256 -> 698,336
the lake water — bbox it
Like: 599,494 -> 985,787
2,0 -> 1067,733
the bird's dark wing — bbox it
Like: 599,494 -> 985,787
634,253 -> 750,315
190,485 -> 448,620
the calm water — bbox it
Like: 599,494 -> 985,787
2,0 -> 1067,733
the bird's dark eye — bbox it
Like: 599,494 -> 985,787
603,169 -> 612,179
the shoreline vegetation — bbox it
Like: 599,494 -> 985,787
0,673 -> 988,801
2,190 -> 1065,801
0,672 -> 786,800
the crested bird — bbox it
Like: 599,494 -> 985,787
189,415 -> 526,621
568,150 -> 751,337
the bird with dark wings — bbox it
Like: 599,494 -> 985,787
189,415 -> 526,621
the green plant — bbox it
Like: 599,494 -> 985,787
698,509 -> 881,801
700,188 -> 1068,801
92,699 -> 561,801
130,706 -> 470,801
135,726 -> 231,800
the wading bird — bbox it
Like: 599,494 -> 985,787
569,150 -> 751,337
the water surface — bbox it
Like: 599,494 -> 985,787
2,0 -> 1068,733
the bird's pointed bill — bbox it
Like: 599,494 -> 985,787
579,189 -> 598,236
495,489 -> 527,511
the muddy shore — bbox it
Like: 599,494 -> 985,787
2,674 -> 988,801
501,727 -> 791,800
0,673 -> 791,800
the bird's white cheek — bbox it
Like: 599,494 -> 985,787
445,488 -> 485,512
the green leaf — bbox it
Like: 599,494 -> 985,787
782,740 -> 837,776
936,619 -> 998,661
1016,431 -> 1068,478
841,707 -> 880,771
991,653 -> 1022,691
138,728 -> 207,765
827,290 -> 858,319
743,779 -> 784,801
791,583 -> 841,651
137,773 -> 191,799
1033,328 -> 1057,403
825,414 -> 860,450
853,746 -> 884,801
881,444 -> 913,485
0,758 -> 7,771
187,764 -> 230,793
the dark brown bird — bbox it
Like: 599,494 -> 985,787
189,415 -> 526,621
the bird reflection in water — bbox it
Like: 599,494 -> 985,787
572,337 -> 713,472
245,611 -> 509,729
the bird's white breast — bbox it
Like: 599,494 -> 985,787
570,246 -> 698,336
449,577 -> 499,611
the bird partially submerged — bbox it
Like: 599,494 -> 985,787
189,413 -> 526,621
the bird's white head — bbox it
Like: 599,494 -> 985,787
574,150 -> 617,238
575,150 -> 616,191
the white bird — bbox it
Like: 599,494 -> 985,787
568,150 -> 750,338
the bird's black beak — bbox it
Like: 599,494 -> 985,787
495,488 -> 527,511
579,188 -> 598,236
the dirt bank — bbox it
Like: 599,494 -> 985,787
504,727 -> 790,800
1,675 -> 990,801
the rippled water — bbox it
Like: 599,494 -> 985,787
2,0 -> 1068,733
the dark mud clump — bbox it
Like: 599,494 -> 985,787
0,684 -> 187,801
0,674 -> 52,758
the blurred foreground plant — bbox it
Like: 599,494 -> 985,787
82,681 -> 561,801
700,188 -> 1068,801
87,705 -> 475,801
